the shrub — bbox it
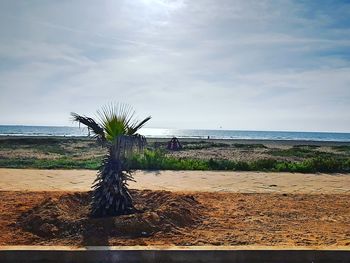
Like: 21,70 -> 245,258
1,149 -> 349,173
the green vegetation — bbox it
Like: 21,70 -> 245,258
130,150 -> 209,170
0,157 -> 102,169
175,141 -> 267,150
129,150 -> 350,173
0,137 -> 64,147
332,145 -> 350,153
147,140 -> 231,150
269,145 -> 338,159
0,137 -> 99,155
183,141 -> 230,150
1,137 -> 349,173
1,149 -> 349,173
233,143 -> 267,149
294,144 -> 320,149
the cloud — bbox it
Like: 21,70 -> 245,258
0,0 -> 349,131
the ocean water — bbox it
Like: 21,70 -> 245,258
0,125 -> 350,142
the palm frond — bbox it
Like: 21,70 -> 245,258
71,112 -> 105,142
127,116 -> 152,135
96,103 -> 150,141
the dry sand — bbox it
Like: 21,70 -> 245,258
1,191 -> 349,247
0,168 -> 349,247
0,168 -> 349,194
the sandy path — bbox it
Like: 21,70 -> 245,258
0,168 -> 349,194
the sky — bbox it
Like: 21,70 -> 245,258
0,0 -> 349,132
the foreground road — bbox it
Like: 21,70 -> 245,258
0,168 -> 349,193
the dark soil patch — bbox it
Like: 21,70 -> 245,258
18,190 -> 202,241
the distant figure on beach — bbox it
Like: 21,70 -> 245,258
167,137 -> 182,150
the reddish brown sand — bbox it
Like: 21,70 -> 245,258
1,190 -> 349,247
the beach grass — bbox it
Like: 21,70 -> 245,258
332,145 -> 350,153
129,150 -> 350,173
0,137 -> 349,173
268,147 -> 339,159
1,150 -> 348,173
0,157 -> 102,169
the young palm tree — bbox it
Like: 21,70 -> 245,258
71,104 -> 151,217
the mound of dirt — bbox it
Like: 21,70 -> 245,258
19,190 -> 202,239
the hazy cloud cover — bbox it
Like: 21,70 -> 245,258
0,0 -> 349,131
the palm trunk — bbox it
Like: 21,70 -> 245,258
91,140 -> 134,217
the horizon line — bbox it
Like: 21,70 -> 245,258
0,124 -> 349,134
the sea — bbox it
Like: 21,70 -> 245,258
0,125 -> 350,142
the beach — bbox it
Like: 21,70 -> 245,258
2,2 -> 350,261
1,136 -> 350,169
0,137 -> 349,247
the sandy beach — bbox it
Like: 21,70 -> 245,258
0,139 -> 349,247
